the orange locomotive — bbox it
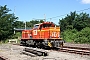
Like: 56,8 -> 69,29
21,22 -> 63,48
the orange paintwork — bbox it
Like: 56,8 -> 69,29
22,30 -> 32,39
21,22 -> 61,40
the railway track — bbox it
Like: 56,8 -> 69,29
58,46 -> 90,55
13,43 -> 90,56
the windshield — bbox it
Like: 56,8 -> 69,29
34,25 -> 39,29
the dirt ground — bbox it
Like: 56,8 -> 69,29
0,43 -> 90,60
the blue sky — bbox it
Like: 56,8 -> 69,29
0,0 -> 90,24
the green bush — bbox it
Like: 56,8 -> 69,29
11,32 -> 21,39
61,27 -> 90,44
74,27 -> 90,43
0,32 -> 21,44
61,29 -> 77,43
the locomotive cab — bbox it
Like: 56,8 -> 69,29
39,22 -> 55,29
33,22 -> 55,29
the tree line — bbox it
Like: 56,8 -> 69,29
0,5 -> 90,43
59,11 -> 90,43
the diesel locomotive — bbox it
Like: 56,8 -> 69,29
20,22 -> 63,48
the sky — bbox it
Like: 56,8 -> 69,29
0,0 -> 90,24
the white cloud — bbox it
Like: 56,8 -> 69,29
81,0 -> 90,4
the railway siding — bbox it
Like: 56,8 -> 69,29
59,45 -> 90,55
0,43 -> 90,60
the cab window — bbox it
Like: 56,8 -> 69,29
40,24 -> 52,29
34,25 -> 39,29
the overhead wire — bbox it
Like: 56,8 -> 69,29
46,7 -> 90,20
32,7 -> 90,21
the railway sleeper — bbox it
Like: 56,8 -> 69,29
75,50 -> 90,55
22,51 -> 37,57
59,48 -> 90,55
68,49 -> 77,53
23,48 -> 48,56
60,48 -> 69,52
82,50 -> 90,55
83,52 -> 90,55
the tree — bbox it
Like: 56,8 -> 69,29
59,11 -> 90,44
73,12 -> 90,31
59,11 -> 90,31
0,5 -> 18,40
14,21 -> 24,28
59,11 -> 77,31
26,20 -> 44,28
13,20 -> 44,29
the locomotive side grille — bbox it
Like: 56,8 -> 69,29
49,27 -> 60,38
22,30 -> 30,39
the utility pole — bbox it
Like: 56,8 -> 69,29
14,6 -> 16,14
14,28 -> 15,34
44,14 -> 46,22
14,6 -> 16,34
25,21 -> 26,30
50,18 -> 52,22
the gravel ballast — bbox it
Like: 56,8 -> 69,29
0,43 -> 90,60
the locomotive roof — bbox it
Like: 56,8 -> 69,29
34,22 -> 54,26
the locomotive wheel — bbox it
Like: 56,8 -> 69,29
20,40 -> 26,46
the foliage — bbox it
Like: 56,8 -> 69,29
59,11 -> 90,31
26,20 -> 44,28
61,27 -> 90,44
12,32 -> 21,39
13,20 -> 44,29
59,11 -> 77,31
0,5 -> 18,40
61,29 -> 77,42
59,11 -> 90,44
73,13 -> 90,31
74,27 -> 90,43
13,21 -> 25,28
